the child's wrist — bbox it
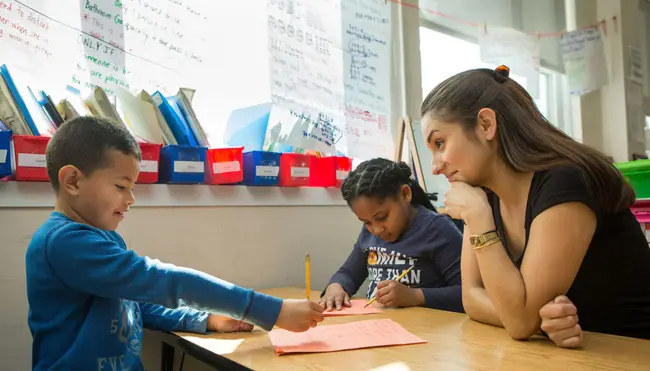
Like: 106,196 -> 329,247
411,288 -> 426,306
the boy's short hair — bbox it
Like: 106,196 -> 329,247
46,116 -> 141,191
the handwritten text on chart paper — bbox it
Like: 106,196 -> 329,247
0,0 -> 210,95
342,0 -> 393,159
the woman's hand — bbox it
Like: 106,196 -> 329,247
444,182 -> 493,232
540,295 -> 583,348
375,280 -> 424,307
319,283 -> 351,311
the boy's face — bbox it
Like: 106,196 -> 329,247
60,149 -> 139,231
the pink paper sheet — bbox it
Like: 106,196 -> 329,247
323,300 -> 381,317
268,318 -> 427,355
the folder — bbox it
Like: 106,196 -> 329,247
175,88 -> 209,147
0,71 -> 31,135
139,90 -> 177,145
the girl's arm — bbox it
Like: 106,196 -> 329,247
419,215 -> 464,312
324,242 -> 368,296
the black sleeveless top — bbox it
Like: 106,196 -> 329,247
488,166 -> 650,339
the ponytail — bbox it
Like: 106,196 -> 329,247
409,180 -> 436,211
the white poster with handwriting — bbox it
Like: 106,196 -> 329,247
559,27 -> 608,95
266,0 -> 346,154
341,0 -> 392,160
0,0 -> 210,96
478,27 -> 540,99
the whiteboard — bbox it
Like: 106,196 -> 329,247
409,119 -> 450,207
0,0 -> 219,96
0,0 -> 279,146
264,0 -> 394,159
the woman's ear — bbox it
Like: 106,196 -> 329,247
476,108 -> 497,140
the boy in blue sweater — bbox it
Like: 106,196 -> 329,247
25,117 -> 324,371
320,158 -> 464,312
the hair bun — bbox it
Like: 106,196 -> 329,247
494,65 -> 510,83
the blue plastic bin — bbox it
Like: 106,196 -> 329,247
158,145 -> 207,184
242,151 -> 281,186
0,130 -> 11,177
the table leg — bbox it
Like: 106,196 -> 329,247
161,341 -> 176,371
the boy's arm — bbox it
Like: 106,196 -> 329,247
139,303 -> 210,334
421,215 -> 464,312
44,225 -> 282,331
322,242 -> 368,297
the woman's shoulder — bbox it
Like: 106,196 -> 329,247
528,165 -> 599,218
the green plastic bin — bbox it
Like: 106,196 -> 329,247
615,160 -> 650,199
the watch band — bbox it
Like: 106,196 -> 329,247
469,229 -> 501,250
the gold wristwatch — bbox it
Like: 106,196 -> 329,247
469,230 -> 501,250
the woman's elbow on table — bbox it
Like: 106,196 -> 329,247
503,316 -> 541,341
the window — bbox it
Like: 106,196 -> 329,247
419,27 -> 569,133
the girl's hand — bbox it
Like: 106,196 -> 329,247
375,280 -> 424,307
319,283 -> 351,311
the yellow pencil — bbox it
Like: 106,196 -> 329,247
364,264 -> 415,308
305,253 -> 311,300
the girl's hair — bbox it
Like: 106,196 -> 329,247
420,65 -> 635,213
341,158 -> 436,211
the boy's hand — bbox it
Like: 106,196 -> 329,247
319,283 -> 351,311
376,280 -> 424,308
276,299 -> 325,332
207,314 -> 254,333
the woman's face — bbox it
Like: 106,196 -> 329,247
421,110 -> 497,186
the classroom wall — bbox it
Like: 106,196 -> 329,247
573,0 -> 650,161
0,206 -> 361,371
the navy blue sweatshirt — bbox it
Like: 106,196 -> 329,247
326,206 -> 464,312
26,212 -> 283,371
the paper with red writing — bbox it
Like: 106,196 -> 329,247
268,318 -> 427,355
323,300 -> 381,317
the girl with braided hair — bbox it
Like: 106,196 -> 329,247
319,158 -> 464,313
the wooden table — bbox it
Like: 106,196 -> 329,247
160,287 -> 650,370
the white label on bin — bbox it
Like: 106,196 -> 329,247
291,167 -> 309,178
174,161 -> 204,173
336,170 -> 350,180
139,160 -> 158,173
256,165 -> 279,177
213,161 -> 241,174
0,149 -> 6,164
18,153 -> 46,168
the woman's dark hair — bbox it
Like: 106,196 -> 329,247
341,158 -> 436,211
420,65 -> 635,213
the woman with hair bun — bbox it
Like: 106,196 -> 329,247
421,65 -> 650,347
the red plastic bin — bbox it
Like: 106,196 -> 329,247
205,147 -> 244,184
310,156 -> 352,188
12,135 -> 50,181
137,142 -> 162,184
279,153 -> 312,187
